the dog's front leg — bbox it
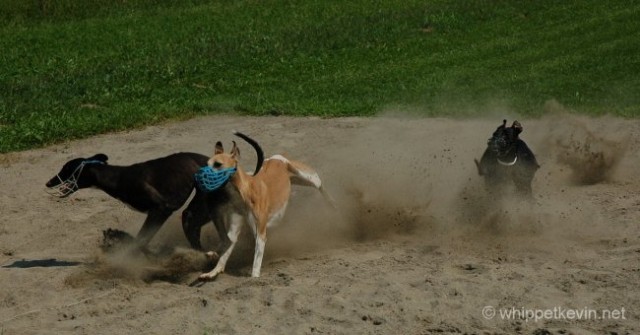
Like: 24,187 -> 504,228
199,213 -> 243,280
514,176 -> 535,199
135,209 -> 172,249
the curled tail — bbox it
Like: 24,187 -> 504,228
233,131 -> 264,176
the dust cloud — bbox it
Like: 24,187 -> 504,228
77,109 -> 634,281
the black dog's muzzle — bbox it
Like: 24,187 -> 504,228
45,160 -> 104,198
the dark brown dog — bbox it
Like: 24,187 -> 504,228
474,120 -> 539,197
46,152 -> 261,250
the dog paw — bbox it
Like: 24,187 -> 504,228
199,269 -> 222,281
101,228 -> 135,252
205,251 -> 220,261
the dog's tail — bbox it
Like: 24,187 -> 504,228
474,158 -> 484,176
233,131 -> 264,176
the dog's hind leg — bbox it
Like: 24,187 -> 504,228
182,211 -> 207,251
252,232 -> 267,278
245,212 -> 270,278
199,213 -> 243,280
181,194 -> 210,250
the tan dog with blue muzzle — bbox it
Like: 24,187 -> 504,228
196,132 -> 334,279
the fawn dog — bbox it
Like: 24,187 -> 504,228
196,132 -> 333,279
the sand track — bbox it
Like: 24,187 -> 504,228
1,113 -> 638,334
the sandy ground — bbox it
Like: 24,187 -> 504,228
0,111 -> 638,335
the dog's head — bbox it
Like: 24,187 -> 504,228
45,154 -> 108,197
195,132 -> 264,192
487,120 -> 523,157
210,141 -> 241,170
194,142 -> 240,192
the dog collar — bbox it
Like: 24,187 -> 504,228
497,155 -> 518,166
194,166 -> 236,192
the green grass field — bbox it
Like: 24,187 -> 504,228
1,0 -> 639,152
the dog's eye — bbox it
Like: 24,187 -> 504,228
212,162 -> 222,168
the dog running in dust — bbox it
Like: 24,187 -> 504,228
195,131 -> 334,279
474,119 -> 540,197
45,152 -> 261,250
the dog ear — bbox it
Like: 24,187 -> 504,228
89,154 -> 108,163
512,120 -> 523,136
230,141 -> 240,159
215,141 -> 224,155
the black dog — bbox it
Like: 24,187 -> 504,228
46,151 -> 261,250
474,120 -> 539,197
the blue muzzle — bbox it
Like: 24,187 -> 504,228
194,166 -> 236,192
